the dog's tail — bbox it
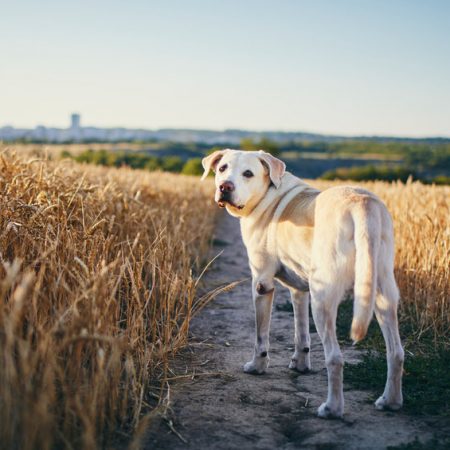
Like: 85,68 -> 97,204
351,202 -> 380,343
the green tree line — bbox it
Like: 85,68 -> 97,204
62,149 -> 205,175
62,137 -> 450,184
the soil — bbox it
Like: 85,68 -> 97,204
144,213 -> 445,450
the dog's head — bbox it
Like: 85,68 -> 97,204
201,149 -> 286,217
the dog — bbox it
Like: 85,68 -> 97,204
201,149 -> 404,419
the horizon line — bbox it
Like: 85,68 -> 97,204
1,122 -> 450,141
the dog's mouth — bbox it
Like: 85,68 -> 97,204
217,196 -> 244,210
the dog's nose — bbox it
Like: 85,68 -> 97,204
220,181 -> 235,193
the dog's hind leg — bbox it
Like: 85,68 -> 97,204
374,271 -> 404,411
310,275 -> 346,419
243,276 -> 275,375
289,289 -> 311,373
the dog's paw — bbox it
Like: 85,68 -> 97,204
243,357 -> 269,375
317,402 -> 343,419
375,395 -> 402,411
288,352 -> 311,373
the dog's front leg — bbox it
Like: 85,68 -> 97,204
243,277 -> 274,375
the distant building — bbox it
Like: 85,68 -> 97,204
70,113 -> 82,141
71,113 -> 81,130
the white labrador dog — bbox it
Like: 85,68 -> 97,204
201,149 -> 404,419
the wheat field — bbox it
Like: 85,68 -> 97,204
374,180 -> 449,343
0,150 -> 218,449
0,148 -> 448,449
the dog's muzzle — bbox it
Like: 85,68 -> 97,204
218,181 -> 235,208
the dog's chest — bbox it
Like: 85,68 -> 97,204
241,217 -> 312,292
275,261 -> 309,292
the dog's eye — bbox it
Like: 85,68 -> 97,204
218,164 -> 228,173
243,170 -> 254,178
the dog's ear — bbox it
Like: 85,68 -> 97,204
201,150 -> 227,180
258,150 -> 286,188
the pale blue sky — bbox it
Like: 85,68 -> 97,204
1,0 -> 449,136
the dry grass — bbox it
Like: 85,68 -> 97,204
374,180 -> 449,343
0,150 -> 217,449
312,179 -> 450,344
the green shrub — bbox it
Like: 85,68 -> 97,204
161,156 -> 184,172
144,157 -> 162,171
60,150 -> 72,159
432,175 -> 450,185
181,158 -> 204,176
321,165 -> 416,182
240,137 -> 280,156
91,149 -> 110,166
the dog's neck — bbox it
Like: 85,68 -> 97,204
239,172 -> 319,230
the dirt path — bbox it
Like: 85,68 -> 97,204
145,213 -> 440,450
